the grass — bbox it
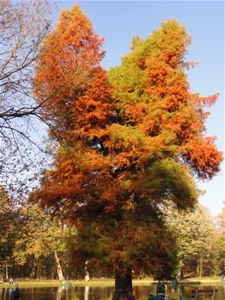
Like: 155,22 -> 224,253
0,277 -> 224,288
179,276 -> 224,285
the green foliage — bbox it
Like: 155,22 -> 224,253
13,204 -> 69,265
70,218 -> 177,280
0,187 -> 18,278
167,205 -> 218,278
217,202 -> 225,274
218,235 -> 225,274
137,158 -> 198,209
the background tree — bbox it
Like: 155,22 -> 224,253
219,201 -> 225,231
0,186 -> 17,280
33,8 -> 223,300
13,204 -> 70,280
0,0 -> 51,199
0,193 -> 78,280
217,201 -> 225,276
167,204 -> 217,278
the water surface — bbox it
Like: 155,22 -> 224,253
0,284 -> 225,300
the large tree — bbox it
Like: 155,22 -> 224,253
33,7 -> 223,300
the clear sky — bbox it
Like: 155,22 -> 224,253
55,1 -> 224,216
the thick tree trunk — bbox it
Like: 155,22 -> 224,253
112,267 -> 135,300
54,250 -> 64,281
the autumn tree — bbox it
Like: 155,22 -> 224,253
33,7 -> 223,300
0,195 -> 76,280
13,204 -> 70,280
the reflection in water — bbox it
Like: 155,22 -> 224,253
56,283 -> 73,300
0,288 -> 7,300
7,286 -> 20,300
0,284 -> 225,300
56,287 -> 63,300
84,285 -> 89,300
172,284 -> 184,300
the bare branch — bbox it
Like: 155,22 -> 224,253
0,0 -> 52,196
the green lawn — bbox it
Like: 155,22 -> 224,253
0,277 -> 224,288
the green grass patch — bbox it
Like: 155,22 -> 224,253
0,277 -> 223,288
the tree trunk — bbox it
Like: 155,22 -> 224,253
178,268 -> 184,280
54,250 -> 64,281
5,263 -> 8,281
37,259 -> 41,279
112,267 -> 135,300
199,257 -> 203,278
85,260 -> 90,281
31,260 -> 37,278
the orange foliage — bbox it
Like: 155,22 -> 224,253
34,5 -> 112,141
33,13 -> 223,222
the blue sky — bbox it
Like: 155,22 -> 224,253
55,1 -> 224,216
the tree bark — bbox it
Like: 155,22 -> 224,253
112,267 -> 135,300
54,250 -> 64,281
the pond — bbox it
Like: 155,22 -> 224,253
0,284 -> 225,300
